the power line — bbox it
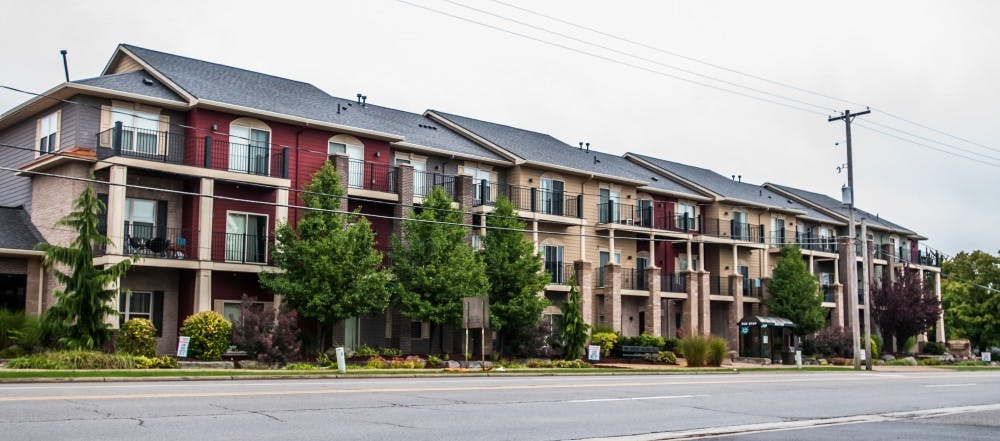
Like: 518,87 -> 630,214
854,122 -> 1000,168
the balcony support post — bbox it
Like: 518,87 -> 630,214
728,274 -> 745,350
682,271 -> 699,337
698,269 -> 711,336
934,271 -> 945,343
645,266 -> 661,336
275,188 -> 289,228
396,163 -> 416,240
106,165 -> 127,256
195,269 -> 212,313
197,178 -> 214,261
606,263 -> 622,333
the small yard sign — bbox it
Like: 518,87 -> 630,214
983,352 -> 992,363
176,336 -> 190,358
588,345 -> 601,361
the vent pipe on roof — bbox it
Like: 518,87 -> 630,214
356,93 -> 362,104
579,142 -> 583,151
586,142 -> 590,153
60,50 -> 69,82
738,175 -> 742,182
361,95 -> 367,107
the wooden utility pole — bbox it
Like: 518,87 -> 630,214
861,220 -> 873,370
829,108 -> 870,370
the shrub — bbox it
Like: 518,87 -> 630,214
7,350 -> 136,369
955,360 -> 987,366
426,354 -> 443,368
285,362 -> 318,370
592,324 -> 615,334
133,355 -> 179,369
364,355 -> 388,368
380,347 -> 402,358
922,341 -> 945,355
903,336 -> 917,354
229,297 -> 301,366
655,350 -> 677,364
498,359 -> 525,368
180,311 -> 231,361
886,358 -> 917,366
707,337 -> 728,366
662,338 -> 679,353
918,357 -> 942,366
117,318 -> 157,357
551,359 -> 591,368
632,334 -> 666,349
868,337 -> 880,361
806,327 -> 852,358
590,332 -> 618,357
678,336 -> 709,367
354,344 -> 379,358
0,309 -> 44,353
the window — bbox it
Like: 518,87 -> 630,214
111,107 -> 159,154
770,218 -> 785,246
410,321 -> 430,339
330,141 -> 365,188
226,212 -> 268,263
539,178 -> 565,216
229,119 -> 270,175
395,156 -> 428,196
636,255 -> 650,289
676,203 -> 696,230
119,291 -> 152,327
125,198 -> 156,241
677,254 -> 699,272
463,164 -> 494,204
37,111 -> 59,155
731,211 -> 749,240
599,188 -> 621,223
542,245 -> 564,284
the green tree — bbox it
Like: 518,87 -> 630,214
260,163 -> 391,349
392,186 -> 488,353
38,182 -> 135,349
765,245 -> 825,337
942,250 -> 1000,350
558,276 -> 589,360
482,196 -> 549,356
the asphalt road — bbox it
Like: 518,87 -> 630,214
1,371 -> 998,440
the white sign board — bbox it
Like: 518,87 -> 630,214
860,349 -> 867,361
983,352 -> 992,363
587,345 -> 601,362
762,335 -> 768,344
176,336 -> 190,358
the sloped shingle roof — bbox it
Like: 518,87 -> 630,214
0,206 -> 44,251
767,183 -> 917,234
73,70 -> 185,103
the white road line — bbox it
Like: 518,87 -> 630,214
924,383 -> 976,388
567,395 -> 705,403
571,403 -> 1000,440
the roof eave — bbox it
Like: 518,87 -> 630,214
636,186 -> 714,202
390,141 -> 512,166
424,111 -> 524,164
196,100 -> 404,142
624,153 -> 722,199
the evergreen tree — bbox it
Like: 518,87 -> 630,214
765,245 -> 825,337
38,182 -> 135,349
871,268 -> 941,354
558,276 -> 589,360
942,251 -> 1000,350
260,163 -> 391,349
482,196 -> 549,356
392,186 -> 488,352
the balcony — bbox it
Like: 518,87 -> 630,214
744,278 -> 763,298
821,285 -> 836,303
701,217 -> 764,243
95,222 -> 195,260
545,262 -> 574,285
596,202 -> 653,227
413,170 -> 456,199
918,247 -> 943,267
97,124 -> 290,179
769,229 -> 794,247
621,267 -> 648,290
661,272 -> 686,293
797,233 -> 838,253
212,231 -> 272,265
339,158 -> 397,193
709,276 -> 730,295
475,184 -> 583,217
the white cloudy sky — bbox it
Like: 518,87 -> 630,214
2,0 -> 997,256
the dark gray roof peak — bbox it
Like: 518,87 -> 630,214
73,70 -> 185,103
0,206 -> 45,251
766,183 -> 917,234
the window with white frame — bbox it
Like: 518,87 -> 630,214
225,212 -> 268,263
539,178 -> 565,216
329,140 -> 365,188
119,291 -> 152,327
37,111 -> 59,155
229,120 -> 271,175
111,106 -> 159,154
542,244 -> 564,284
731,211 -> 749,240
463,164 -> 494,204
676,202 -> 696,230
395,156 -> 428,197
125,198 -> 156,241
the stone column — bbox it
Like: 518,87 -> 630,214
106,165 -> 127,255
682,270 -> 699,337
332,154 -> 350,212
194,268 -> 212,313
575,260 -> 594,326
395,163 -> 415,239
664,299 -> 676,338
197,177 -> 214,261
759,277 -> 772,317
832,283 -> 845,328
698,270 -> 711,336
935,272 -> 945,343
606,263 -> 622,333
453,174 -> 473,241
645,266 -> 662,336
727,274 -> 745,350
275,188 -> 289,227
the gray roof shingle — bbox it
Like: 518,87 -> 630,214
767,183 -> 917,234
119,45 -> 503,161
0,206 -> 44,251
74,71 -> 186,103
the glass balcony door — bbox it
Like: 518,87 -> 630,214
229,126 -> 270,175
111,107 -> 159,155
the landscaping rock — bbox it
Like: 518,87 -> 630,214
442,360 -> 460,369
903,356 -> 917,364
881,354 -> 896,361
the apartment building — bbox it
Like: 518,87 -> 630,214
0,44 -> 944,355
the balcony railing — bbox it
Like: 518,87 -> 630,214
212,231 -> 271,264
597,265 -> 608,288
796,233 -> 838,253
700,217 -> 764,243
821,285 -> 835,303
545,262 -> 574,285
918,248 -> 943,267
597,202 -> 654,227
473,180 -> 499,206
413,170 -> 456,199
769,229 -> 794,247
122,223 -> 194,259
709,276 -> 730,295
661,272 -> 686,293
203,136 -> 290,179
97,124 -> 184,164
744,278 -> 762,298
621,267 -> 648,290
343,159 -> 397,193
500,185 -> 582,218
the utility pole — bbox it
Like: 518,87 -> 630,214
861,220 -> 873,371
829,108 -> 870,370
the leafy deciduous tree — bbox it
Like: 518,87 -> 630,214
765,246 -> 825,337
38,182 -> 135,349
260,163 -> 391,349
392,186 -> 489,353
942,251 -> 1000,350
871,267 -> 942,354
230,295 -> 301,366
482,196 -> 549,356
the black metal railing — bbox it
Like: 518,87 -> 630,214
661,272 -> 686,293
665,213 -> 700,232
918,248 -> 943,267
204,137 -> 289,178
501,184 -> 582,218
122,223 -> 194,259
597,264 -> 608,288
621,267 -> 648,290
744,278 -> 762,298
710,276 -> 730,295
596,202 -> 654,227
545,262 -> 574,285
769,229 -> 793,247
344,159 -> 397,193
797,232 -> 838,253
413,170 -> 456,199
700,217 -> 764,243
822,285 -> 835,303
212,232 -> 271,264
473,180 -> 499,206
97,125 -> 185,164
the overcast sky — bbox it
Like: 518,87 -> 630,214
2,0 -> 997,256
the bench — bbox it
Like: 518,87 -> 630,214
621,345 -> 659,357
